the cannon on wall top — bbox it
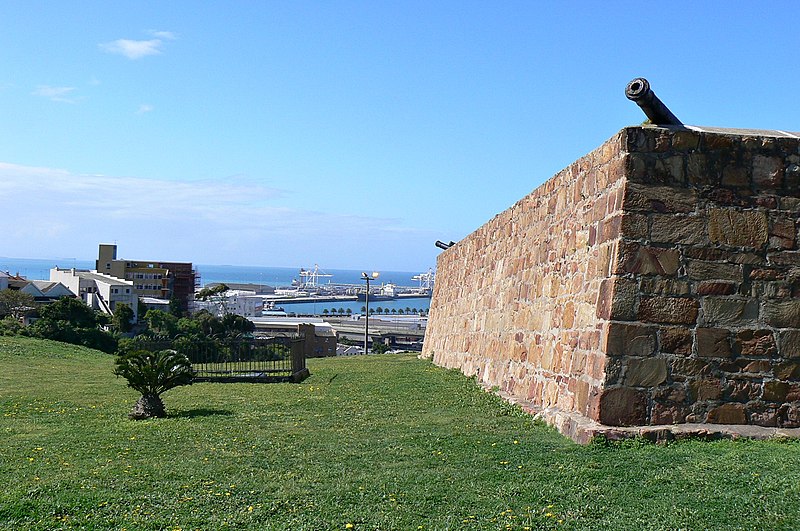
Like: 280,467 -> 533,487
625,77 -> 683,126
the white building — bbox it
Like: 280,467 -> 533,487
50,268 -> 138,322
192,289 -> 264,318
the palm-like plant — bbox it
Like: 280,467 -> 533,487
114,349 -> 194,420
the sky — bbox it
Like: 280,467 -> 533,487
2,2 -> 800,272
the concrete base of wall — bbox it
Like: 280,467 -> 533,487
486,385 -> 800,444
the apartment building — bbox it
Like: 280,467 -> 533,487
96,244 -> 197,312
50,267 -> 138,322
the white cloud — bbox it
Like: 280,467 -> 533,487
137,104 -> 154,114
149,30 -> 177,40
32,85 -> 78,103
100,38 -> 164,60
0,163 -> 438,270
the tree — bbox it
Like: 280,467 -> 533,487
114,349 -> 194,419
0,290 -> 35,319
112,303 -> 134,333
372,342 -> 390,354
196,284 -> 230,315
144,309 -> 179,338
391,308 -> 397,314
337,307 -> 345,315
168,296 -> 184,318
346,308 -> 352,315
30,297 -> 117,353
322,309 -> 329,315
375,306 -> 383,314
222,313 -> 255,336
398,309 -> 404,315
360,306 -> 366,314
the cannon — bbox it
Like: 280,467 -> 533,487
625,78 -> 683,126
435,240 -> 455,250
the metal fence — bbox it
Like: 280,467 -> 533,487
125,336 -> 309,383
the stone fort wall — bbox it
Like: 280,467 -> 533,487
422,125 -> 800,437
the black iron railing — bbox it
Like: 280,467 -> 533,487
122,336 -> 309,383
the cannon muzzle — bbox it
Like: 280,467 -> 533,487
625,78 -> 683,126
435,240 -> 455,250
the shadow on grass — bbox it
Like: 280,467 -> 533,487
170,408 -> 234,419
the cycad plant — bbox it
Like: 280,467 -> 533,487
114,349 -> 194,420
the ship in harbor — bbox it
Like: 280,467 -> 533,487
357,282 -> 397,302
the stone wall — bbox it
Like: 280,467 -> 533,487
422,125 -> 800,435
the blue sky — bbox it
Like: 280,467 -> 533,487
2,2 -> 799,271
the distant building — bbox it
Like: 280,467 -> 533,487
205,282 -> 275,295
50,267 -> 138,322
96,243 -> 197,312
192,289 -> 264,318
26,281 -> 75,300
0,271 -> 8,291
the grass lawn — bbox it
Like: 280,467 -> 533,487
2,336 -> 800,530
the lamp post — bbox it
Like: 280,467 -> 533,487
361,271 -> 379,354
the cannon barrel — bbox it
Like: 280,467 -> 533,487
435,240 -> 455,250
625,78 -> 683,126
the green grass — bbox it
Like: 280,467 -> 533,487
2,336 -> 800,530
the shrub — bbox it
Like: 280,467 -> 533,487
114,349 -> 194,420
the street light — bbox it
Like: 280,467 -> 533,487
361,271 -> 379,354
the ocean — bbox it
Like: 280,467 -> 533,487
0,256 -> 432,314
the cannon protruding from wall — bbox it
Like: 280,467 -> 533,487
625,77 -> 683,126
435,240 -> 455,250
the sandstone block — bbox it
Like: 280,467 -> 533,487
767,251 -> 800,267
620,243 -> 680,276
671,358 -> 711,380
625,358 -> 667,387
671,130 -> 700,151
638,297 -> 698,325
604,323 -> 657,357
690,379 -> 722,401
650,214 -> 707,245
660,326 -> 693,355
598,277 -> 638,321
641,278 -> 691,296
651,403 -> 688,425
687,261 -> 743,282
598,387 -> 648,426
696,281 -> 737,296
749,407 -> 779,427
623,182 -> 697,214
695,327 -> 732,358
774,361 -> 800,380
762,300 -> 800,328
652,385 -> 687,403
781,404 -> 800,428
701,298 -> 758,327
752,155 -> 783,188
725,379 -> 761,402
777,329 -> 800,359
734,329 -> 777,358
707,208 -> 768,248
706,403 -> 747,424
741,360 -> 771,373
769,217 -> 796,250
763,381 -> 790,402
749,268 -> 782,281
721,164 -> 749,187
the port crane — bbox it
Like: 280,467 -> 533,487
295,264 -> 333,289
411,268 -> 435,292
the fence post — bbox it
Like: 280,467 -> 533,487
291,334 -> 310,382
